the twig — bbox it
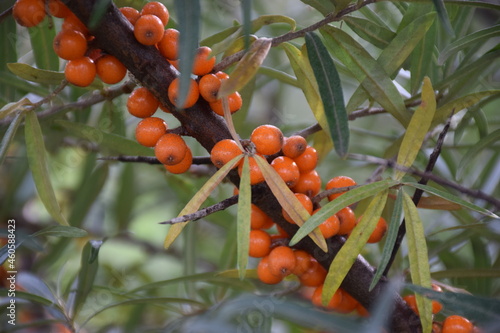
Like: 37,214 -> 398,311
0,6 -> 12,24
312,185 -> 360,205
159,195 -> 239,224
98,155 -> 213,165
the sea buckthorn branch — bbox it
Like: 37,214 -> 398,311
63,1 -> 421,331
99,155 -> 212,165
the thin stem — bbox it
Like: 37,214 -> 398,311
98,155 -> 212,165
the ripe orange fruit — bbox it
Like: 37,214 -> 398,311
62,13 -> 89,36
249,229 -> 272,258
210,139 -> 242,169
267,246 -> 296,277
403,294 -> 443,315
442,315 -> 473,333
119,7 -> 141,25
158,28 -> 179,60
135,117 -> 168,147
299,259 -> 327,287
199,73 -> 222,103
141,1 -> 169,26
192,46 -> 216,76
48,0 -> 71,19
257,256 -> 283,285
209,91 -> 242,116
96,55 -> 127,84
250,204 -> 274,229
336,289 -> 359,314
167,77 -> 200,109
165,147 -> 193,174
336,206 -> 356,235
127,87 -> 160,118
283,192 -> 313,224
293,146 -> 318,173
291,250 -> 312,276
53,29 -> 87,60
282,135 -> 307,158
367,216 -> 388,243
292,169 -> 321,197
13,0 -> 46,27
64,57 -> 96,87
325,176 -> 357,201
250,125 -> 284,156
270,156 -> 300,188
154,133 -> 188,165
314,209 -> 340,239
238,156 -> 264,185
215,71 -> 230,80
134,14 -> 164,45
311,284 -> 342,310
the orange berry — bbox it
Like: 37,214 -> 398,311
312,284 -> 342,310
119,7 -> 141,25
168,59 -> 180,70
267,246 -> 296,277
134,14 -> 164,45
314,209 -> 340,239
96,55 -> 127,84
283,193 -> 313,224
250,125 -> 284,156
238,156 -> 264,185
249,229 -> 272,258
336,207 -> 356,235
271,156 -> 300,188
325,176 -> 357,201
292,169 -> 321,197
210,139 -> 242,169
250,204 -> 273,230
442,315 -> 473,333
293,146 -> 318,173
192,46 -> 216,76
159,104 -> 172,114
403,294 -> 443,315
158,28 -> 179,60
135,117 -> 167,147
141,1 -> 169,26
165,147 -> 193,174
282,135 -> 307,158
53,29 -> 87,60
62,13 -> 89,36
299,259 -> 327,287
154,133 -> 188,165
367,216 -> 388,243
199,73 -> 222,103
209,91 -> 242,116
336,289 -> 359,314
127,87 -> 160,118
167,77 -> 199,109
357,304 -> 370,317
291,250 -> 312,276
64,57 -> 96,87
257,256 -> 283,285
48,0 -> 71,18
13,0 -> 46,27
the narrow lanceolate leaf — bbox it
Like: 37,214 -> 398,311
0,97 -> 31,120
402,192 -> 432,333
322,190 -> 388,306
73,240 -> 102,314
0,110 -> 26,167
457,129 -> 500,180
25,111 -> 68,226
32,226 -> 87,238
370,189 -> 403,291
395,77 -> 435,180
305,32 -> 349,157
344,16 -> 396,49
218,38 -> 272,98
164,154 -> 244,248
237,157 -> 251,279
8,63 -> 65,85
30,20 -> 58,71
431,0 -> 454,37
254,155 -> 327,252
320,25 -> 408,125
290,178 -> 399,245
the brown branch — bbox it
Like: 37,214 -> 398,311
99,155 -> 212,165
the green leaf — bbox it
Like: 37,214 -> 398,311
402,192 -> 432,333
370,189 -> 403,290
300,0 -> 335,16
0,97 -> 31,120
236,157 -> 251,279
320,25 -> 409,125
73,240 -> 103,314
344,16 -> 396,49
7,63 -> 65,85
254,155 -> 327,252
411,20 -> 437,94
0,110 -> 26,167
431,0 -> 454,36
54,120 -> 154,156
88,0 -> 112,29
305,32 -> 349,157
395,77 -> 436,180
164,154 -> 244,248
115,164 -> 135,230
403,182 -> 499,218
29,20 -> 59,71
174,0 -> 200,109
322,189 -> 388,305
290,178 -> 399,245
25,111 -> 68,226
218,38 -> 272,98
0,12 -> 18,100
258,66 -> 299,87
431,269 -> 500,279
457,129 -> 500,180
32,225 -> 87,238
